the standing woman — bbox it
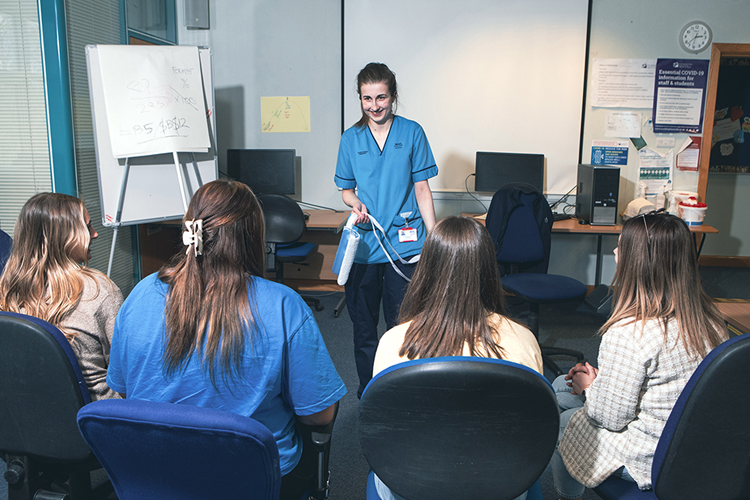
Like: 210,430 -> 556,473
334,62 -> 438,397
107,179 -> 346,500
551,212 -> 729,499
0,193 -> 123,401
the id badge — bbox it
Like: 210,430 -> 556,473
398,227 -> 418,242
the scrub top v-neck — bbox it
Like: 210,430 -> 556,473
334,115 -> 438,264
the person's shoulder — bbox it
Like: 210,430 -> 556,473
80,269 -> 120,301
393,115 -> 422,130
251,276 -> 309,309
342,123 -> 367,138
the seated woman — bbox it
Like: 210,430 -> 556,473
107,179 -> 346,500
552,211 -> 729,499
372,216 -> 543,500
0,193 -> 123,401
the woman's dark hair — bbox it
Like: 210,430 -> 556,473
158,179 -> 266,385
354,62 -> 398,129
398,216 -> 513,359
602,212 -> 728,357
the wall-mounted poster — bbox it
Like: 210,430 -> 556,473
708,57 -> 750,173
652,59 -> 709,134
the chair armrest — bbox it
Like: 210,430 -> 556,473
295,402 -> 339,500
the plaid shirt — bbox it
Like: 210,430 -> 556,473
559,318 -> 704,490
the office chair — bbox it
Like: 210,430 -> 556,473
77,399 -> 337,500
359,357 -> 559,500
258,193 -> 324,311
593,332 -> 750,500
77,399 -> 283,500
0,228 -> 11,274
0,312 -> 109,500
486,186 -> 587,376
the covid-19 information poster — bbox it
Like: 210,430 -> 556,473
652,59 -> 709,134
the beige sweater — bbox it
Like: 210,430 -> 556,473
373,313 -> 544,377
62,272 -> 124,401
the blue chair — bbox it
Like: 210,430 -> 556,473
0,228 -> 11,274
486,186 -> 587,376
0,311 -> 108,500
594,333 -> 750,500
359,357 -> 559,500
77,399 -> 284,500
258,193 -> 324,311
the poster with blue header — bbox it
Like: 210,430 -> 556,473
652,59 -> 709,134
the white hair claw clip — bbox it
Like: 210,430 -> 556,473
182,219 -> 204,256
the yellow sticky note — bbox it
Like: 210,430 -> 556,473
261,96 -> 311,133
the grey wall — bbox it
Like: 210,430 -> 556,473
177,0 -> 750,285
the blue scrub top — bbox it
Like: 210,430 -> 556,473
334,115 -> 438,264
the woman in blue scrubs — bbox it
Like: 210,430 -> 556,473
334,62 -> 438,397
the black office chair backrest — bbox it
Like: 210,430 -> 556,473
258,193 -> 305,244
359,357 -> 559,500
485,186 -> 553,274
0,311 -> 92,462
651,333 -> 750,500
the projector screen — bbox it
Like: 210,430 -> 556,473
344,0 -> 590,195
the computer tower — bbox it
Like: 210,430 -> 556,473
575,164 -> 619,225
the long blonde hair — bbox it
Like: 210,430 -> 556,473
602,212 -> 728,357
157,179 -> 265,386
0,193 -> 99,340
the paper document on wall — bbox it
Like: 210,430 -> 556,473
638,148 -> 673,195
97,45 -> 210,158
591,59 -> 656,108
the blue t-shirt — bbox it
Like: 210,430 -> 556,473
334,115 -> 438,264
107,273 -> 347,475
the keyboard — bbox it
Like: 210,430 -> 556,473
553,213 -> 573,221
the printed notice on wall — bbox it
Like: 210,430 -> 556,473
590,59 -> 656,108
261,96 -> 311,133
591,140 -> 629,165
97,45 -> 210,158
638,148 -> 673,195
652,59 -> 709,134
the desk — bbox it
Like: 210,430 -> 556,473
463,214 -> 717,286
716,302 -> 750,335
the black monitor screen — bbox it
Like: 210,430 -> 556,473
227,149 -> 296,195
474,152 -> 544,193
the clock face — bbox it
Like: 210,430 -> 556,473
680,21 -> 712,54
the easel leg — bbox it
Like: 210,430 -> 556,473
107,158 -> 131,278
190,152 -> 204,187
173,151 -> 189,211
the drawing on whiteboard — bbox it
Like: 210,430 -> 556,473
261,96 -> 311,133
97,45 -> 211,158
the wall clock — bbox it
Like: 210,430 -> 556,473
680,21 -> 712,54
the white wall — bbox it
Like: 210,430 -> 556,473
176,0 -> 750,284
177,0 -> 343,210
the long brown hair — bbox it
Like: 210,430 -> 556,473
0,193 -> 99,340
602,212 -> 728,357
398,216 -> 514,359
158,179 -> 265,385
354,62 -> 398,129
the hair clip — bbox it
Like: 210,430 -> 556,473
182,219 -> 204,256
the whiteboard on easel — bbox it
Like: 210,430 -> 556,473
86,45 -> 218,227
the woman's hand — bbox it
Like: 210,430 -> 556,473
352,203 -> 370,224
566,362 -> 598,395
342,189 -> 369,224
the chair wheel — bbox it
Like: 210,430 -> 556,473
315,304 -> 325,312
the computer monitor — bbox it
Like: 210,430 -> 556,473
226,149 -> 296,195
474,152 -> 544,193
